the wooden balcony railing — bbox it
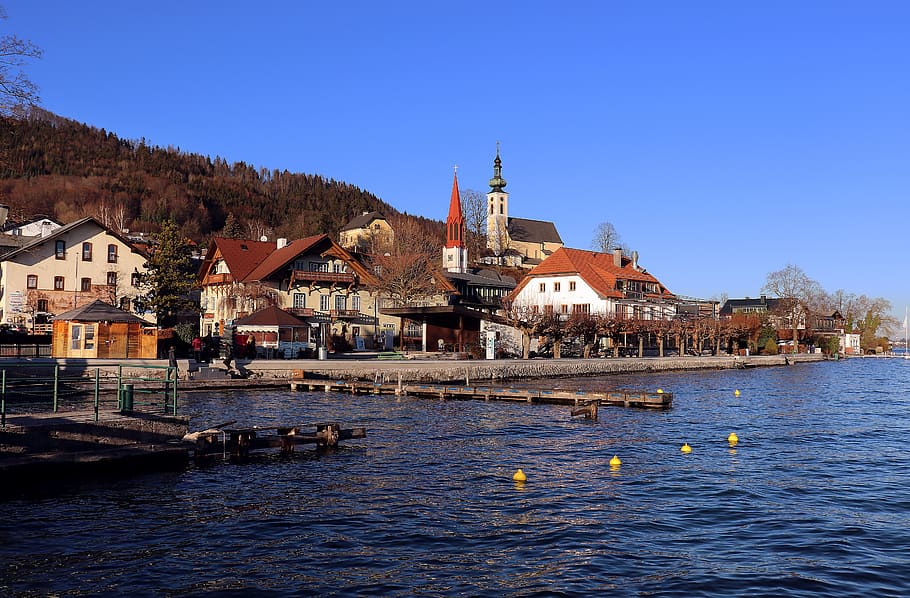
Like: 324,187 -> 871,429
330,309 -> 361,319
290,270 -> 355,285
203,273 -> 234,285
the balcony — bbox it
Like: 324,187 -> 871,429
204,273 -> 234,285
287,307 -> 314,318
290,270 -> 355,286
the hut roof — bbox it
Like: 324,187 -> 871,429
54,300 -> 152,324
234,305 -> 309,327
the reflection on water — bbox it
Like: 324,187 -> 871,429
2,358 -> 910,596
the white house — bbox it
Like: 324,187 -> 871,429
0,217 -> 150,331
508,246 -> 677,320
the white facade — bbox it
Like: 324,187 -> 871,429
4,218 -> 62,238
0,218 -> 149,329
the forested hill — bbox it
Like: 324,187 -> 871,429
0,109 -> 436,242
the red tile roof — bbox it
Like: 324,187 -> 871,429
208,237 -> 276,281
244,235 -> 327,281
511,247 -> 674,300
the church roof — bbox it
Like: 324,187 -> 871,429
507,217 -> 563,244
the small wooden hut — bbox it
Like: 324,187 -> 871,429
234,305 -> 314,358
52,300 -> 157,358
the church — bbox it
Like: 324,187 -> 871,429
484,146 -> 563,268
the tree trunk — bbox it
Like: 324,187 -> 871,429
522,332 -> 531,359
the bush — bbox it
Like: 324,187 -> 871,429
764,337 -> 778,355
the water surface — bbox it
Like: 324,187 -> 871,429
1,358 -> 909,596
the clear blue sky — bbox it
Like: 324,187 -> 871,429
5,1 -> 910,322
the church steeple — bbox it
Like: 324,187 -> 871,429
488,141 -> 507,192
445,169 -> 465,249
443,167 -> 468,273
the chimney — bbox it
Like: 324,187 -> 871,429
0,204 -> 8,228
632,250 -> 639,271
277,238 -> 288,249
613,247 -> 622,267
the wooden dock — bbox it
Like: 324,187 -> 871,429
185,422 -> 367,460
290,379 -> 672,409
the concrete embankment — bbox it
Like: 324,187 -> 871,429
202,353 -> 827,386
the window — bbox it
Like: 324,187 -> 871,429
569,281 -> 576,291
82,242 -> 92,261
107,244 -> 118,263
71,325 -> 82,350
27,275 -> 38,289
543,305 -> 554,315
333,263 -> 343,273
561,304 -> 569,314
37,299 -> 48,312
554,282 -> 561,292
293,293 -> 307,308
573,304 -> 590,314
119,297 -> 131,311
320,294 -> 330,311
310,262 -> 329,272
81,277 -> 92,292
84,324 -> 95,350
107,272 -> 118,286
55,240 -> 66,260
54,276 -> 65,290
335,295 -> 346,311
539,283 -> 546,293
131,273 -> 141,287
351,295 -> 361,312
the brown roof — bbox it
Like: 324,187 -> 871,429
340,211 -> 388,231
234,305 -> 308,327
507,217 -> 563,244
53,299 -> 152,324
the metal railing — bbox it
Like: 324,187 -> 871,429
0,364 -> 178,426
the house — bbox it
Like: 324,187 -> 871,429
484,146 -> 563,268
2,213 -> 62,238
0,217 -> 150,332
198,234 -> 388,351
508,247 -> 677,320
339,211 -> 394,253
51,299 -> 156,358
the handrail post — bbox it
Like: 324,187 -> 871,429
53,364 -> 59,413
94,368 -> 100,422
117,364 -> 123,410
1,369 -> 6,427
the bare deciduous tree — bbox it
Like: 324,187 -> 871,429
591,221 -> 622,253
460,188 -> 486,262
369,216 -> 443,307
762,264 -> 822,353
0,7 -> 42,116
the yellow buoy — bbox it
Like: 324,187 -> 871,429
734,389 -> 741,397
681,443 -> 692,453
512,469 -> 527,482
728,432 -> 739,445
657,388 -> 664,394
609,455 -> 622,467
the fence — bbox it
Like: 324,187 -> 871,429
0,342 -> 53,358
0,363 -> 178,426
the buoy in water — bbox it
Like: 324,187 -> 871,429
681,443 -> 692,453
609,455 -> 622,467
513,469 -> 527,482
657,388 -> 664,394
728,432 -> 739,445
734,389 -> 741,397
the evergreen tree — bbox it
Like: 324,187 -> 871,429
222,212 -> 243,238
134,219 -> 198,327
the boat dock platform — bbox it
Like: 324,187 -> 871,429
185,421 -> 367,460
290,378 -> 673,409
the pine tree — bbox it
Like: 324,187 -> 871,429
134,219 -> 198,327
222,212 -> 243,238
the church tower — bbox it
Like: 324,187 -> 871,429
486,143 -> 509,256
443,168 -> 468,273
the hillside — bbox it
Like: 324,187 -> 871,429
0,108 -> 440,242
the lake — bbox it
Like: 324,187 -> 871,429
1,357 -> 909,596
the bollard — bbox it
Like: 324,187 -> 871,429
121,383 -> 135,413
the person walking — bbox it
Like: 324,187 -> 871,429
192,336 -> 203,362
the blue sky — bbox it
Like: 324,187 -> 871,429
4,1 -> 910,321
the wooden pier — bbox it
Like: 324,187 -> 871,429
185,422 -> 367,460
290,378 -> 672,409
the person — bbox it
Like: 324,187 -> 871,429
246,334 -> 256,359
192,336 -> 203,362
168,345 -> 178,373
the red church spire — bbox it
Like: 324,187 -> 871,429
446,168 -> 465,249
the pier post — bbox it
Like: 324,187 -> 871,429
53,364 -> 59,413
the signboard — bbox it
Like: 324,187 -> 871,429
486,333 -> 495,360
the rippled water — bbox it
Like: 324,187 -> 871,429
2,358 -> 910,596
